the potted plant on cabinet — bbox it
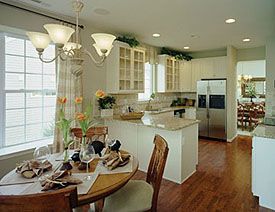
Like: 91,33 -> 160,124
97,94 -> 116,117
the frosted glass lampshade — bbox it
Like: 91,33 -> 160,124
26,32 -> 51,51
91,33 -> 116,55
93,44 -> 113,56
44,24 -> 75,47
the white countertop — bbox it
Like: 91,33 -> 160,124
103,114 -> 199,131
252,124 -> 275,139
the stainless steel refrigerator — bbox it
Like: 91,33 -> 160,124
196,79 -> 227,140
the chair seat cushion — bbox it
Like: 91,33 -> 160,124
103,180 -> 154,212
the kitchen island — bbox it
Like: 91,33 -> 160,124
104,114 -> 199,184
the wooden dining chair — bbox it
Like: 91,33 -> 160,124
102,134 -> 169,212
71,126 -> 108,148
249,104 -> 263,131
237,103 -> 247,131
0,186 -> 78,212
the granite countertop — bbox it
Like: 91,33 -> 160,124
103,115 -> 200,131
252,124 -> 275,139
145,106 -> 196,115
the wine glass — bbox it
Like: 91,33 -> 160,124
33,144 -> 51,163
105,134 -> 116,149
79,145 -> 96,180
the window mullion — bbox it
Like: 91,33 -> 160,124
0,34 -> 5,148
24,38 -> 27,144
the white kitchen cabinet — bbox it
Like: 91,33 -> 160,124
157,55 -> 182,93
180,61 -> 192,92
106,41 -> 145,94
191,59 -> 202,92
252,135 -> 275,210
213,56 -> 226,78
189,56 -> 227,92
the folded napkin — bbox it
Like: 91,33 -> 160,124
101,151 -> 131,171
16,160 -> 52,178
40,170 -> 82,191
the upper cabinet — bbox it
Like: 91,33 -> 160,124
180,56 -> 227,92
106,41 -> 145,94
157,55 -> 182,93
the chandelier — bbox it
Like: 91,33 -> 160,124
237,74 -> 252,87
26,1 -> 116,77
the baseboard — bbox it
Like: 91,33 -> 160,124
138,168 -> 196,185
227,134 -> 237,142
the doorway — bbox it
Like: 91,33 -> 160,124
236,60 -> 266,135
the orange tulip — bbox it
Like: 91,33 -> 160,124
58,97 -> 67,104
95,90 -> 105,99
74,97 -> 83,104
76,113 -> 86,120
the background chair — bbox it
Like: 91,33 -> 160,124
102,134 -> 169,212
237,102 -> 249,131
71,126 -> 108,148
0,186 -> 77,212
249,104 -> 264,131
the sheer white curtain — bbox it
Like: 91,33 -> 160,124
53,23 -> 83,153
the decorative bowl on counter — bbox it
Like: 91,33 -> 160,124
120,112 -> 144,120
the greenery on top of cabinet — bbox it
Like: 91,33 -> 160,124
161,47 -> 192,61
116,36 -> 140,48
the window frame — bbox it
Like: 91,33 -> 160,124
0,32 -> 56,149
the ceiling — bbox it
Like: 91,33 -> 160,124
6,0 -> 275,52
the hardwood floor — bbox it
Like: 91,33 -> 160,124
132,135 -> 274,212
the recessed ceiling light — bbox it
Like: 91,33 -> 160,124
152,33 -> 160,37
225,18 -> 236,24
184,46 -> 190,49
243,38 -> 251,42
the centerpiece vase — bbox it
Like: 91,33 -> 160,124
60,139 -> 73,170
78,135 -> 89,170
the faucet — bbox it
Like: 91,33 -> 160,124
145,99 -> 153,111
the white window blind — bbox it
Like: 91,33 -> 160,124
0,34 -> 56,148
138,62 -> 153,101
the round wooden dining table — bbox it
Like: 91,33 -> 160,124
0,151 -> 139,210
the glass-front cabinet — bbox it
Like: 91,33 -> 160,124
106,41 -> 145,94
157,55 -> 182,92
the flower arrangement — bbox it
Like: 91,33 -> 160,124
55,97 -> 75,166
75,90 -> 106,140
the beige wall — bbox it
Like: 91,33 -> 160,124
237,46 -> 265,61
265,39 -> 275,117
226,46 -> 237,141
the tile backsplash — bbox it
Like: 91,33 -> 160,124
93,92 -> 196,117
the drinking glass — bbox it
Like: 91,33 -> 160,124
105,134 -> 116,149
79,145 -> 96,180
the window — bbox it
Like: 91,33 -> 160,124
138,62 -> 153,101
0,34 -> 56,148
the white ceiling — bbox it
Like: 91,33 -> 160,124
6,0 -> 275,52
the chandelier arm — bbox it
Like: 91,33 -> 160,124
38,52 -> 62,63
82,48 -> 106,65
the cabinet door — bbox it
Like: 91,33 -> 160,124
200,58 -> 214,79
133,49 -> 145,92
213,57 -> 226,78
191,60 -> 202,92
166,58 -> 174,91
181,61 -> 192,92
173,60 -> 180,91
119,47 -> 131,91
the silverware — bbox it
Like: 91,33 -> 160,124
0,180 -> 39,186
